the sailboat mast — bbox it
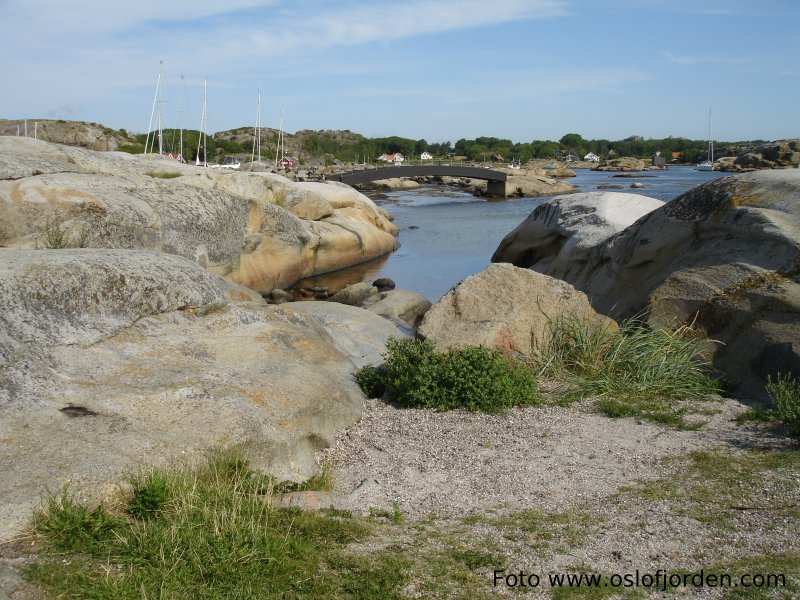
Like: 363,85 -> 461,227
275,106 -> 284,167
196,77 -> 207,167
157,59 -> 164,156
178,75 -> 185,160
708,108 -> 714,163
252,89 -> 262,164
145,59 -> 163,156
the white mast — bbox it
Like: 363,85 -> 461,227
145,59 -> 163,156
707,108 -> 714,164
196,77 -> 208,167
275,106 -> 284,167
178,75 -> 185,160
251,89 -> 262,164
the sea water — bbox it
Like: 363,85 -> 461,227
301,167 -> 728,302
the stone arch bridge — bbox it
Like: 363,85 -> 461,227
326,165 -> 508,197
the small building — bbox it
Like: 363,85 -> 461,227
279,156 -> 298,169
564,153 -> 579,163
652,151 -> 666,167
377,153 -> 405,164
420,151 -> 433,160
583,152 -> 600,162
489,153 -> 504,162
671,151 -> 683,162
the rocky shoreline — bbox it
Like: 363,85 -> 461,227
0,136 -> 798,598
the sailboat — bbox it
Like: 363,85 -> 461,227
697,109 -> 715,171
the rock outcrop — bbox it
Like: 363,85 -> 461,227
508,170 -> 800,398
417,263 -> 615,357
718,140 -> 800,172
0,248 -> 402,542
503,172 -> 577,198
0,119 -> 132,151
0,137 -> 399,293
592,157 -> 645,172
491,192 -> 665,282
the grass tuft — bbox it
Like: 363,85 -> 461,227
535,315 -> 720,427
767,373 -> 800,435
26,449 -> 404,599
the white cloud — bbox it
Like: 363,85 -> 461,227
662,51 -> 750,66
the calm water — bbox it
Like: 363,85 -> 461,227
301,166 -> 728,302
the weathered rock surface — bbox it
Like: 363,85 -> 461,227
360,178 -> 420,191
0,138 -> 399,293
291,301 -> 405,368
546,167 -> 577,178
329,281 -> 378,305
491,192 -> 665,283
592,157 -> 645,172
0,248 -> 390,542
364,290 -> 433,331
526,170 -> 800,398
503,173 -> 577,198
418,263 -> 615,356
719,140 -> 800,172
0,119 -> 131,151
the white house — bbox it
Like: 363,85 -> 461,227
377,153 -> 405,164
420,151 -> 433,160
584,152 -> 600,162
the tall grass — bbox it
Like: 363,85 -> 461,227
535,315 -> 720,426
27,450 -> 405,599
767,373 -> 800,435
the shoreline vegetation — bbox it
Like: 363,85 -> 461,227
9,318 -> 800,598
0,134 -> 798,598
0,117 -> 793,168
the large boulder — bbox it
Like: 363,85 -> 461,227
491,192 -> 664,281
417,263 -> 615,357
0,138 -> 399,293
503,173 -> 576,198
592,157 -> 645,172
0,248 -> 387,542
538,170 -> 800,398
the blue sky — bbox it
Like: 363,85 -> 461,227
1,0 -> 797,143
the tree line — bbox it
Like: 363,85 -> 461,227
121,128 -> 763,164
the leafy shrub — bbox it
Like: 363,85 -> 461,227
355,337 -> 538,413
128,472 -> 169,518
767,373 -> 800,435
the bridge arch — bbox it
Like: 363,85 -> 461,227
326,165 -> 508,197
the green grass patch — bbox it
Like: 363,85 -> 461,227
26,450 -> 405,599
145,171 -> 182,179
490,510 -> 599,554
536,315 -> 720,427
355,337 -> 539,412
618,448 -> 800,530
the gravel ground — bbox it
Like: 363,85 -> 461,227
321,397 -> 800,598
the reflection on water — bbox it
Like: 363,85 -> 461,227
292,253 -> 391,294
304,167 -> 729,303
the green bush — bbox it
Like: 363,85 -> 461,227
767,373 -> 800,435
355,337 -> 539,413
